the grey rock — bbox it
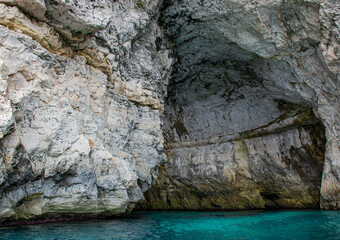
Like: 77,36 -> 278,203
141,0 -> 339,210
0,59 -> 14,139
0,0 -> 174,222
0,0 -> 339,222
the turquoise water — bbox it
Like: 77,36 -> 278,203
0,210 -> 339,240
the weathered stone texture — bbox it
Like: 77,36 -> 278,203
141,0 -> 339,210
0,0 -> 174,222
0,0 -> 339,222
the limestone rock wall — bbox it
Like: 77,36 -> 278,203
141,0 -> 339,210
142,124 -> 326,209
0,0 -> 174,222
0,0 -> 339,222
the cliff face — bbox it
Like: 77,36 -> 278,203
0,0 -> 339,222
141,0 -> 339,210
0,0 -> 174,221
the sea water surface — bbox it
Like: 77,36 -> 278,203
0,210 -> 339,240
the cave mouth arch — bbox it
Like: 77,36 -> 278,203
155,65 -> 326,210
140,59 -> 327,209
139,0 -> 328,210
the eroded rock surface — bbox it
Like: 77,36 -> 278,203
0,0 -> 174,222
141,0 -> 339,210
0,0 -> 339,222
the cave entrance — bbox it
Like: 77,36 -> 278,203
140,0 -> 327,210
140,61 -> 326,209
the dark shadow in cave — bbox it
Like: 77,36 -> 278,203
139,0 -> 327,210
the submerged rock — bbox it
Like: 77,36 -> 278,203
0,0 -> 339,222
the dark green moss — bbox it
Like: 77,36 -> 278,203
275,99 -> 313,121
287,30 -> 293,37
173,119 -> 189,137
136,0 -> 144,8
